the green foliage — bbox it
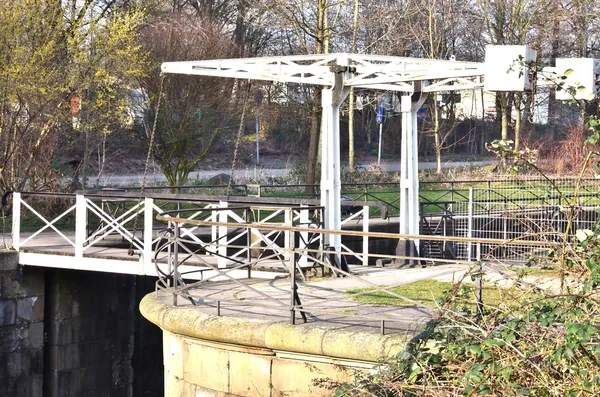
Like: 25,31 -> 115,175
0,0 -> 147,192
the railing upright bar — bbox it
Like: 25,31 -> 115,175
75,194 -> 86,258
218,201 -> 228,268
143,197 -> 154,275
12,192 -> 21,250
467,188 -> 473,262
173,221 -> 179,306
362,205 -> 369,266
288,226 -> 296,325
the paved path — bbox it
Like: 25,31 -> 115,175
89,160 -> 496,186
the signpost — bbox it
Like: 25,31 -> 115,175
376,105 -> 384,166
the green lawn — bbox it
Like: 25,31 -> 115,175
347,279 -> 529,308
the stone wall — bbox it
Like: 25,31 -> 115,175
44,269 -> 165,397
0,250 -> 45,397
0,250 -> 164,397
142,293 -> 409,397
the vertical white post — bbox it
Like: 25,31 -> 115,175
75,194 -> 86,258
210,204 -> 217,255
284,209 -> 292,261
362,205 -> 369,266
400,96 -> 411,237
143,197 -> 154,275
11,192 -> 21,250
467,188 -> 474,262
377,123 -> 383,167
218,201 -> 228,268
299,206 -> 309,267
319,57 -> 350,256
399,91 -> 428,259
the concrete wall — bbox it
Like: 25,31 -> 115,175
0,250 -> 45,397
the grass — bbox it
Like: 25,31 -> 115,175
347,279 -> 531,308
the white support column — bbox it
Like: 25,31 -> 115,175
75,194 -> 86,258
218,201 -> 228,268
320,59 -> 350,254
11,192 -> 21,250
143,197 -> 154,275
362,205 -> 369,266
399,91 -> 428,259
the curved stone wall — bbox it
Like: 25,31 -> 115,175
140,293 -> 409,396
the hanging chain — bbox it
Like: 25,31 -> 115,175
1,206 -> 7,249
528,66 -> 538,124
226,81 -> 252,200
128,73 -> 167,255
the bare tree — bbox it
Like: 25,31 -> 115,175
135,15 -> 237,186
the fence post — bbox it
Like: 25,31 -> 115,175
284,209 -> 291,261
476,242 -> 483,317
210,204 -> 217,255
218,201 -> 228,268
11,193 -> 21,250
75,194 -> 86,258
467,188 -> 474,262
173,221 -> 179,306
288,227 -> 297,325
299,206 -> 308,267
362,205 -> 369,266
143,197 -> 154,276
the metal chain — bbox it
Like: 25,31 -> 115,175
128,73 -> 167,255
1,207 -> 7,249
226,81 -> 252,200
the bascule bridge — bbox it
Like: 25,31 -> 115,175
1,46 -> 599,396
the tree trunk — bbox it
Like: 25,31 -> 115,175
305,0 -> 326,191
305,92 -> 321,194
514,94 -> 522,151
348,0 -> 359,173
433,99 -> 442,174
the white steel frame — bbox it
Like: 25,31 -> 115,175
161,53 -> 492,254
160,50 -> 597,255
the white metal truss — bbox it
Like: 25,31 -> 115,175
161,53 -> 491,256
161,50 -> 598,259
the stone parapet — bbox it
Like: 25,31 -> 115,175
141,292 -> 409,396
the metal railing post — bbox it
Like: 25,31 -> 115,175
467,188 -> 473,262
245,209 -> 252,278
218,201 -> 228,268
173,222 -> 179,306
299,205 -> 308,267
75,194 -> 86,258
11,192 -> 21,250
289,227 -> 296,325
362,205 -> 369,266
143,197 -> 154,275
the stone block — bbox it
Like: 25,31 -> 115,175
0,268 -> 44,300
228,350 -> 272,397
271,356 -> 353,396
46,341 -> 107,371
0,250 -> 18,271
0,324 -> 29,353
0,299 -> 16,326
28,322 -> 44,349
182,339 -> 230,393
16,296 -> 36,322
47,317 -> 102,346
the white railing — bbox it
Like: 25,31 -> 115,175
10,191 -> 346,274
